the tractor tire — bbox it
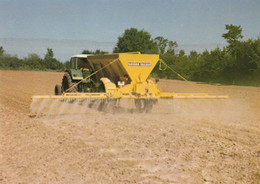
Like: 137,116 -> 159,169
62,72 -> 78,93
54,84 -> 62,95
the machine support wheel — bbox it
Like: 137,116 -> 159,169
135,99 -> 155,113
98,99 -> 108,111
135,99 -> 146,113
145,99 -> 154,113
62,72 -> 78,93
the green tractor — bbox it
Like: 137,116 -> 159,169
55,54 -> 105,95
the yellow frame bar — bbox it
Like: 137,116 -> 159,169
32,92 -> 228,100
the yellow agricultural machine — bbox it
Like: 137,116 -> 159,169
32,53 -> 228,114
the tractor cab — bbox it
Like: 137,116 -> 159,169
70,54 -> 93,79
70,54 -> 91,70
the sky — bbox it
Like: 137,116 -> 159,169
0,0 -> 260,61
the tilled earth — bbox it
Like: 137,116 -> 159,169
0,70 -> 260,183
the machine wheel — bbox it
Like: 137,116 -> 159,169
97,99 -> 117,112
135,99 -> 154,113
62,72 -> 78,93
98,99 -> 108,111
135,99 -> 146,113
145,99 -> 154,113
55,84 -> 62,95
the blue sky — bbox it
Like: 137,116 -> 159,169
1,0 -> 259,43
0,0 -> 259,61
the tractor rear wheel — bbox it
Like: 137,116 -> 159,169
62,72 -> 78,93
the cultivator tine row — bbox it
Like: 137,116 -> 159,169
31,97 -> 137,117
31,92 -> 228,116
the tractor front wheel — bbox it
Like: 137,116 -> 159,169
55,84 -> 62,95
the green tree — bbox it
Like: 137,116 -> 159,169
64,60 -> 71,70
166,41 -> 178,55
43,48 -> 63,70
222,25 -> 260,82
0,46 -> 4,56
82,49 -> 108,55
113,28 -> 157,54
232,39 -> 259,75
222,24 -> 243,44
154,36 -> 168,54
44,48 -> 54,61
189,50 -> 199,60
25,53 -> 42,69
251,38 -> 260,69
0,55 -> 24,70
178,50 -> 185,57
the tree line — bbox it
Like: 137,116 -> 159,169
0,47 -> 64,71
113,25 -> 260,86
0,47 -> 108,71
0,24 -> 259,86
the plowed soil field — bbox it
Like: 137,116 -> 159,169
0,70 -> 260,183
